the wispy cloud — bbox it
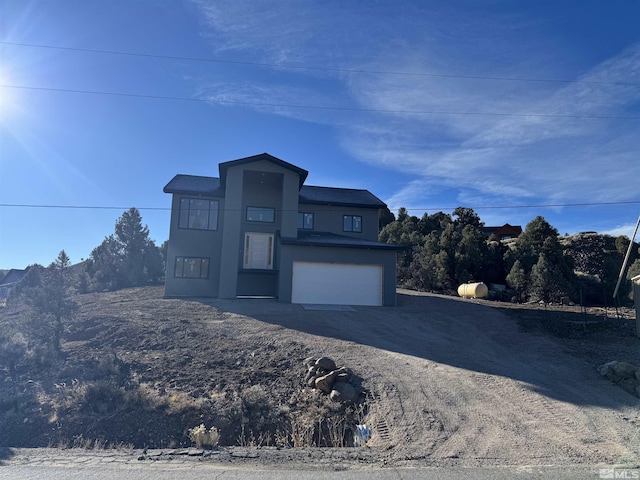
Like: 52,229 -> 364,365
190,1 -> 640,212
603,221 -> 640,239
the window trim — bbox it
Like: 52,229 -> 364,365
343,215 -> 362,233
297,212 -> 314,230
174,256 -> 210,279
178,198 -> 219,231
246,206 -> 276,223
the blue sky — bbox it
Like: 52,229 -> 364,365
1,0 -> 639,269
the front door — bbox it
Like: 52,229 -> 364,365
243,233 -> 274,269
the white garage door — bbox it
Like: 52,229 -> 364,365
292,262 -> 383,306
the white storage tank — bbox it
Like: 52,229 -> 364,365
458,282 -> 488,299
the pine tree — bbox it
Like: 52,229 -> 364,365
11,251 -> 78,353
86,208 -> 164,291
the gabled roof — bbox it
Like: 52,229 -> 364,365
280,231 -> 402,250
164,153 -> 387,209
299,185 -> 386,209
218,153 -> 309,189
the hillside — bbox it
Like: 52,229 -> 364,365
1,287 -> 639,468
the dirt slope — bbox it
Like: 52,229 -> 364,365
2,286 -> 639,468
226,289 -> 640,467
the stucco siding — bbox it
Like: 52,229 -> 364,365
164,194 -> 224,297
297,203 -> 379,241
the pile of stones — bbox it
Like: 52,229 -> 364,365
303,356 -> 362,404
598,361 -> 640,398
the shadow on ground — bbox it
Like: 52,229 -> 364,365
0,447 -> 15,466
199,291 -> 640,410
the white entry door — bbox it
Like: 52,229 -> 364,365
243,233 -> 274,269
291,262 -> 383,306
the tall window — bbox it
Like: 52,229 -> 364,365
174,257 -> 210,278
246,206 -> 275,223
343,215 -> 362,233
179,198 -> 218,230
297,212 -> 314,230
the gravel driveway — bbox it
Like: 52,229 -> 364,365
213,288 -> 640,467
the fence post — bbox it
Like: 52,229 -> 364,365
633,274 -> 640,338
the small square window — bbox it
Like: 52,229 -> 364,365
297,212 -> 314,230
343,215 -> 362,233
247,206 -> 275,223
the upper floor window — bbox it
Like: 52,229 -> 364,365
179,198 -> 218,230
297,212 -> 314,230
247,206 -> 275,223
343,215 -> 362,233
174,257 -> 210,279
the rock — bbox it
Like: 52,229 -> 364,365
619,378 -> 640,396
307,376 -> 317,388
335,372 -> 351,383
303,357 -> 316,368
315,370 -> 340,393
315,357 -> 337,372
597,361 -> 617,376
330,382 -> 360,404
613,362 -> 637,380
304,366 -> 317,382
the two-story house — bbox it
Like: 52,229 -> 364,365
163,153 -> 398,306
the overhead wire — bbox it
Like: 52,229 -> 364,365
1,201 -> 639,212
2,84 -> 638,120
2,41 -> 639,119
2,41 -> 639,87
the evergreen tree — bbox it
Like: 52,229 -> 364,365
452,207 -> 484,228
506,260 -> 527,301
85,208 -> 164,291
529,252 -> 572,304
114,208 -> 164,287
10,251 -> 78,353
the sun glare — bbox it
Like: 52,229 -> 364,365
0,70 -> 16,121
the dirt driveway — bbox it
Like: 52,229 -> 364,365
210,288 -> 640,467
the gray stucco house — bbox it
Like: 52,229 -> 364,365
163,153 -> 398,306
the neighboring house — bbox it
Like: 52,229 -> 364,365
163,153 -> 399,306
0,268 -> 29,298
482,224 -> 523,241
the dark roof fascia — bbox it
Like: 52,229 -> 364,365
218,153 -> 309,189
280,231 -> 402,251
163,175 -> 225,198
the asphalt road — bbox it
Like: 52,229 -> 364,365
0,463 -> 617,480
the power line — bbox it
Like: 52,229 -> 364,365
2,41 -> 639,87
404,201 -> 640,211
0,204 -> 170,211
3,84 -> 639,120
1,201 -> 639,212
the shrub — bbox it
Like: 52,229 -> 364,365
188,424 -> 219,449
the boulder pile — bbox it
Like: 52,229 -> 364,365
598,361 -> 640,398
303,356 -> 362,404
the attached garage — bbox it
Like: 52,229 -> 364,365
291,261 -> 383,306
